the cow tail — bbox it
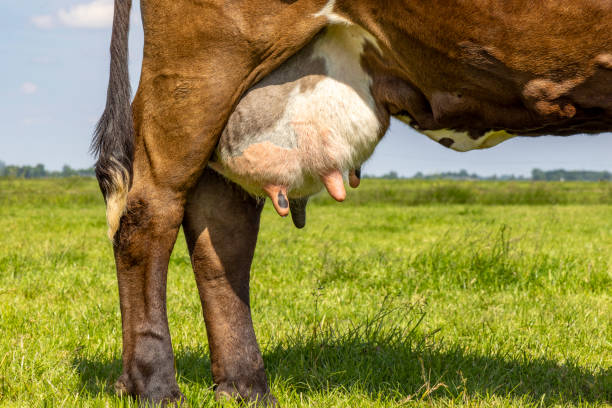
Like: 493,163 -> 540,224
91,0 -> 133,240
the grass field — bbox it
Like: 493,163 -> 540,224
0,178 -> 610,407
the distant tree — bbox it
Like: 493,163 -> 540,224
62,165 -> 77,177
532,169 -> 545,180
381,170 -> 399,179
32,164 -> 46,178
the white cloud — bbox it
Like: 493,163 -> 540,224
31,15 -> 56,29
21,82 -> 38,95
58,0 -> 114,28
31,0 -> 113,30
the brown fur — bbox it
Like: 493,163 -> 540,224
95,1 -> 611,405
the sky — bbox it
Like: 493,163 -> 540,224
1,1 -> 610,177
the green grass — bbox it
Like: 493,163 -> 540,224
0,178 -> 610,407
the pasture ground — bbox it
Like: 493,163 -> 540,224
0,178 -> 610,407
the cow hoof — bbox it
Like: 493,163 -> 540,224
115,374 -> 187,407
114,376 -> 132,397
215,382 -> 278,407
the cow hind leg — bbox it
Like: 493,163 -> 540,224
112,182 -> 186,405
110,76 -> 229,405
183,168 -> 275,406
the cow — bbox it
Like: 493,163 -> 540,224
93,0 -> 612,405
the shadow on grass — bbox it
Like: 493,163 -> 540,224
73,307 -> 611,405
264,338 -> 611,405
72,348 -> 214,397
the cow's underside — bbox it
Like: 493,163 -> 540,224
93,0 -> 611,406
210,20 -> 611,224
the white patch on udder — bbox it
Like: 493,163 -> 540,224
303,25 -> 383,167
423,129 -> 515,152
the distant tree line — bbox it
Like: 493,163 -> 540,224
411,169 -> 529,181
0,161 -> 95,178
530,168 -> 611,181
367,169 -> 526,180
368,168 -> 611,181
1,160 -> 610,181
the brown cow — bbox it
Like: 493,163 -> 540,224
93,0 -> 611,405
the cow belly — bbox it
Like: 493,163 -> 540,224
395,111 -> 516,152
210,25 -> 384,199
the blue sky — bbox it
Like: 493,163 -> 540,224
1,1 -> 610,177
